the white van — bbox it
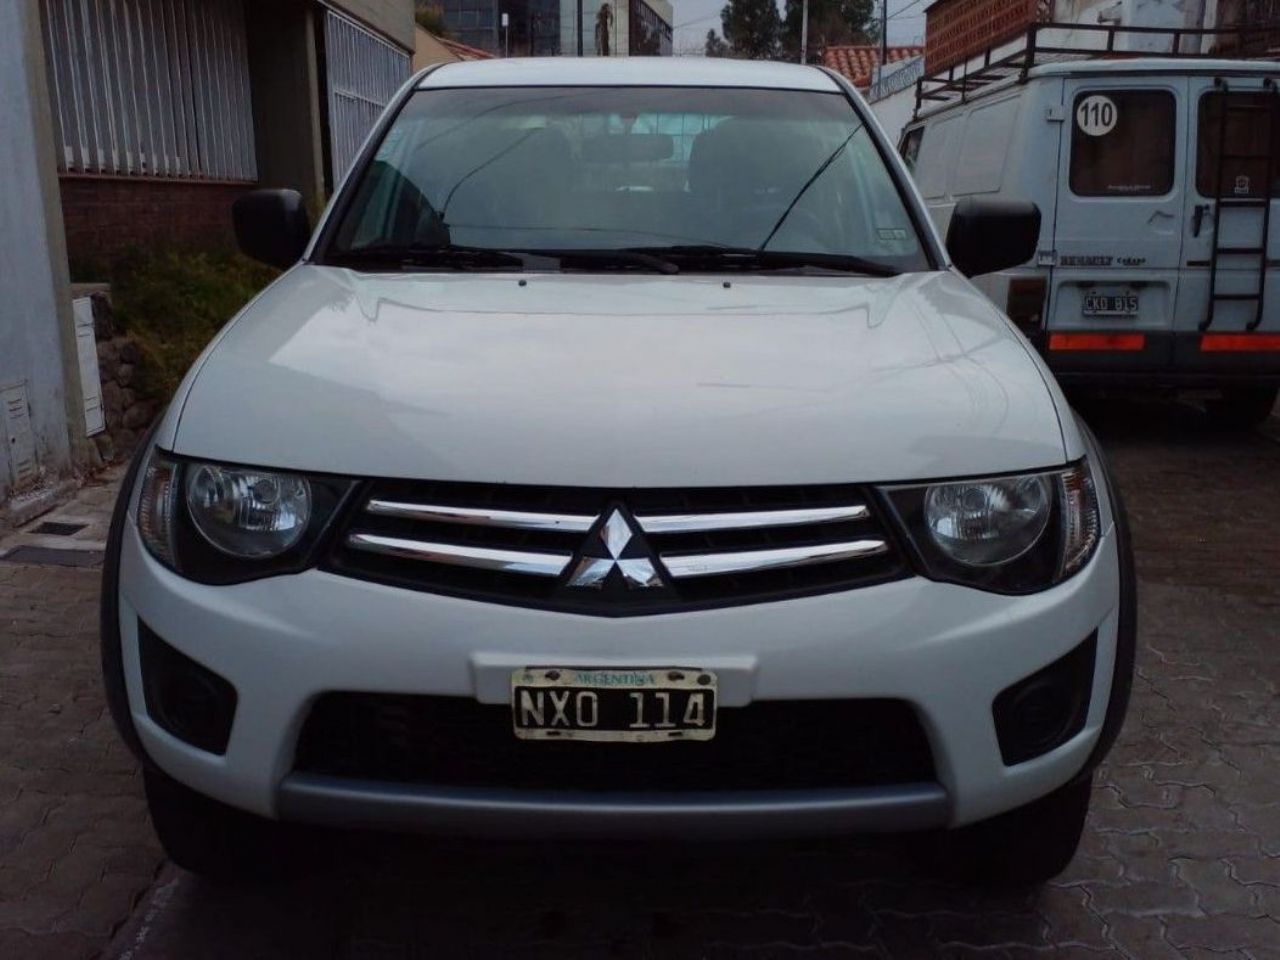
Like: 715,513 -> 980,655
901,57 -> 1280,428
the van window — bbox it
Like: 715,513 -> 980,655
915,114 -> 963,199
900,128 -> 923,172
1069,90 -> 1175,197
952,96 -> 1019,195
1196,92 -> 1280,198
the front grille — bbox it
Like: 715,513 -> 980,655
324,480 -> 907,614
293,694 -> 936,792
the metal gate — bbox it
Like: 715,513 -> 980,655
323,10 -> 410,186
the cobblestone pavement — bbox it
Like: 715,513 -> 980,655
0,468 -> 162,960
2,401 -> 1279,959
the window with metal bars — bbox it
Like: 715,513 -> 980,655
38,0 -> 256,181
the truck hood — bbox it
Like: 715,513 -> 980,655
171,266 -> 1066,486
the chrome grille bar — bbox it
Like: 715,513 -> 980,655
346,533 -> 572,577
366,500 -> 596,533
637,505 -> 869,534
661,540 -> 889,579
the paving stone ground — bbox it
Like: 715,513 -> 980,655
2,401 -> 1279,959
0,468 -> 162,960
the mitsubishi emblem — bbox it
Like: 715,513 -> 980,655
567,509 -> 665,590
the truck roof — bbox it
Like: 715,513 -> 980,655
1028,57 -> 1280,79
910,55 -> 1280,124
417,57 -> 844,93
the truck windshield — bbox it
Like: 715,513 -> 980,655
325,86 -> 930,274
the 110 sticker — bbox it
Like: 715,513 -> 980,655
1077,94 -> 1119,137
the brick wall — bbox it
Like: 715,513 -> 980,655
58,176 -> 252,269
924,0 -> 1053,72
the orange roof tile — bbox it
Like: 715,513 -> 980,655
822,45 -> 924,88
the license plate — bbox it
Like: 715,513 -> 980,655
1082,293 -> 1139,317
511,667 -> 717,742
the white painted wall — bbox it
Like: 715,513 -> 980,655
0,0 -> 76,502
868,55 -> 924,147
869,86 -> 917,147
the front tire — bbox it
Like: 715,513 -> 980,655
940,775 -> 1092,887
144,768 -> 295,880
1204,387 -> 1278,431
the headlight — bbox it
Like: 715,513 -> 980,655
136,449 -> 353,583
186,464 -> 311,558
881,459 -> 1102,594
924,475 -> 1051,567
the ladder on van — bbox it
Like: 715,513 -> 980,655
1202,77 -> 1277,332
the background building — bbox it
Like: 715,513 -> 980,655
436,0 -> 671,57
923,0 -> 1279,73
414,24 -> 495,68
1,0 -> 85,516
862,51 -> 926,145
867,0 -> 1280,151
38,0 -> 415,266
3,0 -> 416,517
822,44 -> 924,89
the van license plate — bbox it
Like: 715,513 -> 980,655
511,667 -> 717,742
1083,294 -> 1139,317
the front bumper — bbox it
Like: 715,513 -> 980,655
113,504 -> 1123,834
277,777 -> 950,839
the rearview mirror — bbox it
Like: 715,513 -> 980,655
232,189 -> 311,270
945,198 -> 1041,278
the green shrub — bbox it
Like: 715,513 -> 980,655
110,250 -> 277,400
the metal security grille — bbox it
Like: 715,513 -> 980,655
323,10 -> 410,186
38,0 -> 256,180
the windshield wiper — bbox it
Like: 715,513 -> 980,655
327,243 -> 890,277
325,244 -> 541,271
538,248 -> 679,275
759,128 -> 859,251
632,246 -> 901,278
327,244 -> 680,275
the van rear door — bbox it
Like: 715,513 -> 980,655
1048,78 -> 1188,373
1174,74 -> 1280,370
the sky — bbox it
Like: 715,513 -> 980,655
671,0 -> 929,55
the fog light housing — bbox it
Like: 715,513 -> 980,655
992,633 -> 1096,766
138,620 -> 237,755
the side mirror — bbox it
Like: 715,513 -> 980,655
945,197 -> 1041,278
232,189 -> 311,270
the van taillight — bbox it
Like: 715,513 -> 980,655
1006,278 -> 1048,332
1048,333 -> 1146,352
1200,334 -> 1280,352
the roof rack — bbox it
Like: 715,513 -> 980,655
914,21 -> 1280,119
